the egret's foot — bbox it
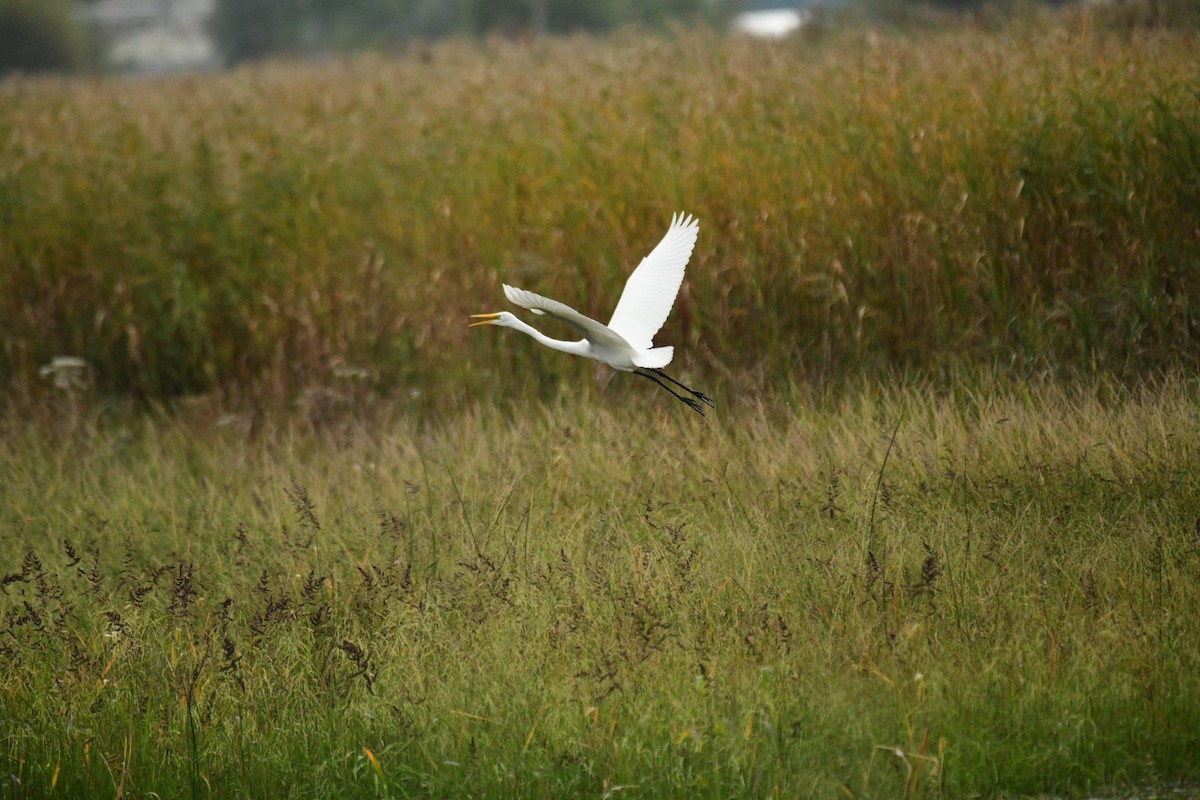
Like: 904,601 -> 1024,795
649,369 -> 715,407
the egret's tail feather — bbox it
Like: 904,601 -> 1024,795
634,346 -> 674,369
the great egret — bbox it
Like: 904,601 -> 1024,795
470,212 -> 714,415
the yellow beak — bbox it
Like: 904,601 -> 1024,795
469,313 -> 500,328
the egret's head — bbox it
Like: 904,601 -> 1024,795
468,311 -> 517,329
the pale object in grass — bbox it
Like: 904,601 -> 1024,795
470,212 -> 715,416
38,356 -> 92,393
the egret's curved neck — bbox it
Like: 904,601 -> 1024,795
508,317 -> 590,357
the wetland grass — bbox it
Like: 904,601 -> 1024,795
1,25 -> 1198,407
2,378 -> 1198,797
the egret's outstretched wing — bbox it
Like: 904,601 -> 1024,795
606,212 -> 699,352
503,284 -> 630,350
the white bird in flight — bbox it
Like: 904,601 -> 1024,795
470,212 -> 714,415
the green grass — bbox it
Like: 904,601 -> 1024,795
1,25 -> 1198,406
2,376 -> 1199,798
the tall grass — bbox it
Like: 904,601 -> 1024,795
2,376 -> 1199,797
1,25 -> 1198,409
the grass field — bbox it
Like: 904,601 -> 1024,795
3,377 -> 1200,798
2,13 -> 1200,800
2,23 -> 1198,406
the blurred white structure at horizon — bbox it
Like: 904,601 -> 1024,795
78,0 -> 217,74
731,8 -> 807,39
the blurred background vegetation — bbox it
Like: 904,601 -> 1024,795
0,0 -> 90,74
1,0 -> 1198,76
210,0 -> 723,64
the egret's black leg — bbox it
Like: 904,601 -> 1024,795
634,369 -> 705,416
650,369 -> 715,407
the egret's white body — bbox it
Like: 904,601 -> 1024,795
471,212 -> 713,414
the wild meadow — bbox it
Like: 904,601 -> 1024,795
1,21 -> 1198,405
2,12 -> 1200,800
3,378 -> 1200,798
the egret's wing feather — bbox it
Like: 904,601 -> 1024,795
606,212 -> 699,352
503,284 -> 629,349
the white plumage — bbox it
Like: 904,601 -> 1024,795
606,212 -> 698,353
470,212 -> 713,415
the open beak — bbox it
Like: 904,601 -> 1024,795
469,313 -> 500,328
